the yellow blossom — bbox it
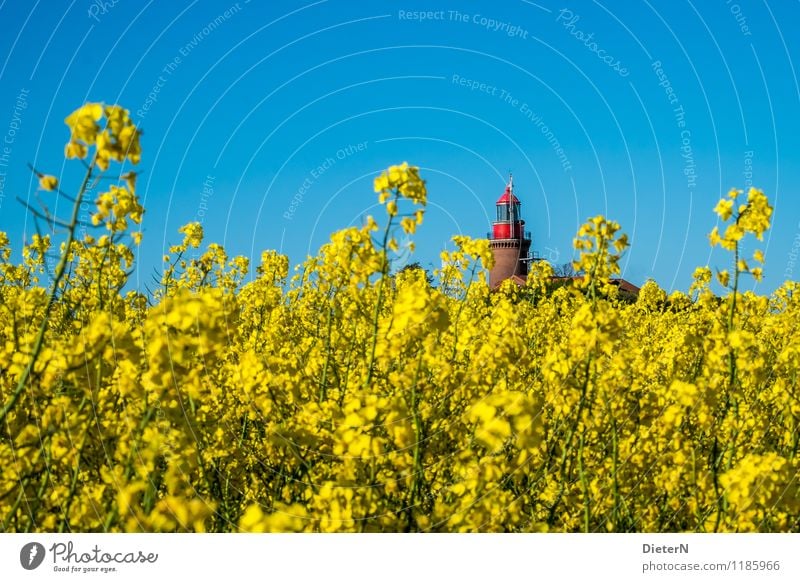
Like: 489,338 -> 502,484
38,175 -> 58,191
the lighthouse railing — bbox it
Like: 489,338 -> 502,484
487,230 -> 533,241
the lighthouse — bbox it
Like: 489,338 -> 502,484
489,174 -> 532,288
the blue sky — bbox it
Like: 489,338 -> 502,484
0,0 -> 798,293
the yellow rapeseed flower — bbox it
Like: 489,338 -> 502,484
38,174 -> 58,191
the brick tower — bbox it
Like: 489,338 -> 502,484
489,175 -> 532,288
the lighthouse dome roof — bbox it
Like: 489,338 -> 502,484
496,184 -> 520,205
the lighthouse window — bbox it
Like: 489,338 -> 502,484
510,204 -> 519,222
497,205 -> 510,221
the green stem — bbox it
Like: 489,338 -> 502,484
364,192 -> 398,388
319,293 -> 335,402
405,350 -> 425,531
578,431 -> 590,532
0,156 -> 96,427
104,401 -> 158,531
548,356 -> 593,527
58,397 -> 90,532
2,477 -> 30,531
610,412 -> 621,531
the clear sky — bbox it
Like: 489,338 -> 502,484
0,0 -> 798,293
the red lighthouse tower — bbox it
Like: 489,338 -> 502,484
489,175 -> 532,288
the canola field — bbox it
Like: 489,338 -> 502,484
1,104 -> 798,532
